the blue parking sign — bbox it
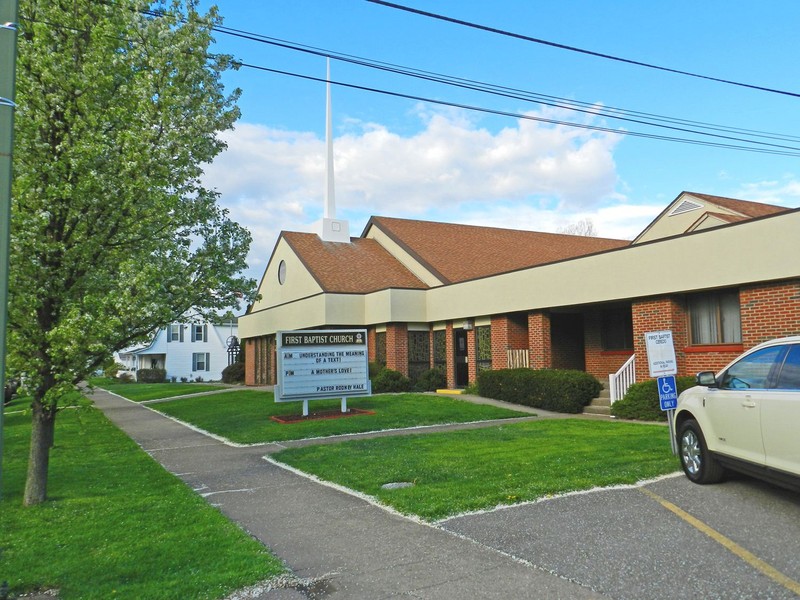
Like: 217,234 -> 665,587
657,375 -> 678,411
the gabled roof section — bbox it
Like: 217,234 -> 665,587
633,191 -> 791,244
282,231 -> 428,293
688,192 -> 790,219
363,216 -> 629,284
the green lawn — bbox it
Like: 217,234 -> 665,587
147,390 -> 530,443
89,378 -> 227,402
1,403 -> 285,599
272,419 -> 679,521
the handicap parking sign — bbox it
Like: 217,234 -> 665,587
657,375 -> 678,411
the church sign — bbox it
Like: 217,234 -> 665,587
275,329 -> 371,414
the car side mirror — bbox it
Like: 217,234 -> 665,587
696,371 -> 718,388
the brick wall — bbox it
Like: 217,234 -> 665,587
740,280 -> 800,346
632,298 -> 687,380
583,310 -> 633,379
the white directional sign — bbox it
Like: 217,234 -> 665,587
644,330 -> 677,377
276,329 -> 371,403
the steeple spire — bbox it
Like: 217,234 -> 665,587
320,57 -> 350,243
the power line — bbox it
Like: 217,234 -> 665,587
234,61 -> 800,157
20,7 -> 800,157
366,0 -> 800,100
206,24 -> 800,153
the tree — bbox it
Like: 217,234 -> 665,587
9,0 -> 255,505
558,218 -> 597,237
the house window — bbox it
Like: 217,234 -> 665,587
192,352 -> 210,372
601,308 -> 633,351
168,323 -> 182,342
475,325 -> 492,372
191,324 -> 206,342
688,290 -> 741,345
408,331 -> 431,382
433,330 -> 446,369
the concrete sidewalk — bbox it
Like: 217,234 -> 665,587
92,389 -> 607,599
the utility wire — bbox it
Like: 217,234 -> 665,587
21,7 -> 800,156
210,24 -> 800,150
234,61 -> 800,157
367,0 -> 800,100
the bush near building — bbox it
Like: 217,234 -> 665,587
371,368 -> 412,393
611,376 -> 697,421
477,368 -> 602,413
136,368 -> 167,383
221,362 -> 245,384
413,367 -> 447,392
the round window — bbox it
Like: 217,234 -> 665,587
277,260 -> 287,285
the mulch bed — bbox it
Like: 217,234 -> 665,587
270,407 -> 375,424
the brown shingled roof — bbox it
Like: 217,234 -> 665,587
687,192 -> 790,219
282,231 -> 428,293
365,217 -> 629,284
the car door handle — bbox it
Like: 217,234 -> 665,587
742,396 -> 756,408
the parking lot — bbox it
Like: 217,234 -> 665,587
442,473 -> 800,599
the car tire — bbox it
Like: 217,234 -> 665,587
678,419 -> 726,484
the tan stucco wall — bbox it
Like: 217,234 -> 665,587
425,209 -> 800,321
251,237 -> 323,312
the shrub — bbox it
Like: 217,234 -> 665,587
118,372 -> 134,383
368,362 -> 384,379
371,368 -> 412,393
611,376 -> 696,421
413,367 -> 447,392
137,368 -> 166,383
221,362 -> 245,384
476,368 -> 602,414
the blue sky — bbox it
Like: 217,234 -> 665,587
198,1 -> 800,283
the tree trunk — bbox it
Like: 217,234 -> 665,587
23,402 -> 57,506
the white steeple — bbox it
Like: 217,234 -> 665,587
321,57 -> 350,243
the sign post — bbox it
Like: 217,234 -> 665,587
276,329 -> 371,416
644,331 -> 679,455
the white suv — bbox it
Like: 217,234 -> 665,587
674,336 -> 800,488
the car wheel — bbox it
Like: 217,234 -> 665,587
678,419 -> 726,484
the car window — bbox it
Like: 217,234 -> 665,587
720,346 -> 784,390
775,345 -> 800,390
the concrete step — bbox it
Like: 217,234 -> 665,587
583,405 -> 612,416
583,379 -> 612,416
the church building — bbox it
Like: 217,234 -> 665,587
239,191 -> 800,398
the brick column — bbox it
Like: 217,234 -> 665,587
467,326 -> 477,383
244,338 -> 255,386
528,311 -> 552,369
367,327 -> 377,363
445,322 -> 455,388
385,323 -> 409,376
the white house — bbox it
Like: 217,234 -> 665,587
116,321 -> 240,382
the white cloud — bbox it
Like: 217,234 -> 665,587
202,107 -> 628,281
735,177 -> 800,206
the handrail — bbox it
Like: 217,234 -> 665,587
609,354 -> 636,404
